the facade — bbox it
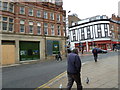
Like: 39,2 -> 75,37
109,14 -> 120,48
0,1 -> 66,65
69,15 -> 120,52
66,14 -> 80,48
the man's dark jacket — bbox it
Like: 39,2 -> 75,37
67,53 -> 81,74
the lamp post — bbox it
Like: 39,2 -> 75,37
64,11 -> 71,57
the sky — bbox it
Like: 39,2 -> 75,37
63,0 -> 120,19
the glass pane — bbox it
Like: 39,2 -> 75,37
9,18 -> 13,22
3,17 -> 7,21
2,22 -> 7,30
9,23 -> 13,31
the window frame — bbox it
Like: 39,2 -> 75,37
20,6 -> 25,14
37,22 -> 41,35
51,24 -> 54,35
29,8 -> 33,16
20,20 -> 25,33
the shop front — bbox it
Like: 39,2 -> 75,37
19,41 -> 40,61
74,40 -> 112,52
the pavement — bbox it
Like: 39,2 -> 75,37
37,52 -> 119,89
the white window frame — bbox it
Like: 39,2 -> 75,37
29,8 -> 33,16
9,3 -> 14,13
37,22 -> 41,35
51,24 -> 54,35
2,17 -> 14,32
20,6 -> 25,14
0,16 -> 2,31
2,17 -> 8,31
50,13 -> 54,20
57,14 -> 60,22
20,20 -> 25,33
37,10 -> 41,17
8,18 -> 14,32
57,25 -> 61,35
29,21 -> 33,34
44,11 -> 48,19
3,2 -> 8,11
63,16 -> 65,22
44,23 -> 48,35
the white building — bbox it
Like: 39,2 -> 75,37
69,15 -> 113,52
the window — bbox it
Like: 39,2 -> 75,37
63,16 -> 65,22
87,26 -> 91,39
2,17 -> 14,32
8,18 -> 14,31
44,11 -> 48,19
73,36 -> 76,41
57,25 -> 60,35
0,16 -> 1,30
81,28 -> 85,40
44,23 -> 48,35
97,24 -> 101,30
29,21 -> 33,33
2,17 -> 8,31
73,30 -> 75,35
3,2 -> 8,11
37,10 -> 41,17
51,24 -> 54,35
104,24 -> 108,37
9,3 -> 14,12
97,25 -> 102,38
0,1 -> 2,10
20,20 -> 25,32
29,8 -> 33,16
37,22 -> 41,35
57,14 -> 60,22
50,13 -> 54,20
20,6 -> 25,14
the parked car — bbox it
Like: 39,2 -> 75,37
98,49 -> 107,53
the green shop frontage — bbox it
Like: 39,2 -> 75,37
19,41 -> 40,61
46,40 -> 60,55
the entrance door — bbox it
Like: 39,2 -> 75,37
2,45 -> 15,65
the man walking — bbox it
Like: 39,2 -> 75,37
67,48 -> 82,90
92,46 -> 98,62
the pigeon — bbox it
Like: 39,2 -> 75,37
86,77 -> 89,84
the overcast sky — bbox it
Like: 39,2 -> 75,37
63,0 -> 120,19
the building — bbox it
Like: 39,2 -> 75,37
66,14 -> 80,49
0,1 -> 66,65
109,14 -> 120,49
68,15 -> 120,52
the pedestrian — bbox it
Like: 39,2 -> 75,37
67,48 -> 82,90
92,46 -> 98,62
57,51 -> 62,61
81,46 -> 84,54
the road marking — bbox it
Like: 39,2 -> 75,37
36,71 -> 67,89
36,63 -> 86,89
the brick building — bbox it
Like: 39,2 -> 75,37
0,1 -> 66,65
109,14 -> 120,49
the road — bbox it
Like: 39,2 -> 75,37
2,51 -> 119,88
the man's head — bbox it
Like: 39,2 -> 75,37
72,48 -> 78,54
